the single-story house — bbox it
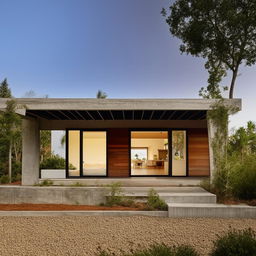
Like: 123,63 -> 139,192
0,98 -> 241,185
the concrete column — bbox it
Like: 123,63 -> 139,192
207,117 -> 217,181
22,118 -> 40,185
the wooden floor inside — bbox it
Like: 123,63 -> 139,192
131,168 -> 168,176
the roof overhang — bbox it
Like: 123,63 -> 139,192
0,98 -> 241,121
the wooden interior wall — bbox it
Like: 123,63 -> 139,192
188,128 -> 210,176
108,128 -> 130,177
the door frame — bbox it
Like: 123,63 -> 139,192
129,128 -> 188,177
66,129 -> 108,178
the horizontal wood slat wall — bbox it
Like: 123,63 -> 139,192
108,129 -> 130,177
188,128 -> 210,176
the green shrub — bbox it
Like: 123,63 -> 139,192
36,179 -> 53,186
145,189 -> 168,211
0,175 -> 10,184
104,182 -> 135,207
70,182 -> 86,187
210,228 -> 256,256
105,182 -> 124,206
229,155 -> 256,200
97,244 -> 199,256
40,154 -> 75,170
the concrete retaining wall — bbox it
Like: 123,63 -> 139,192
0,186 -> 106,205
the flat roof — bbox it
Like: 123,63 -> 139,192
0,98 -> 241,121
0,98 -> 241,110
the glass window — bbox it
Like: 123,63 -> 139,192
131,131 -> 169,176
82,131 -> 107,176
172,130 -> 186,176
68,130 -> 80,176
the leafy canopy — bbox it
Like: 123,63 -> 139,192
162,0 -> 256,99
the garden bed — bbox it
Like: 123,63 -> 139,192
0,203 -> 149,211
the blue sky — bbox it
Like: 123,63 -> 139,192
0,0 -> 255,129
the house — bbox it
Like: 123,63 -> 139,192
0,98 -> 241,185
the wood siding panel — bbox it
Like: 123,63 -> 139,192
108,129 -> 130,177
188,129 -> 210,176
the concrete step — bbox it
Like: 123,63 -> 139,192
168,203 -> 256,218
122,187 -> 216,204
124,192 -> 216,204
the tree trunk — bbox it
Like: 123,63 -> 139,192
229,66 -> 239,99
8,142 -> 12,183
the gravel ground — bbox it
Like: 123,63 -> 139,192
0,216 -> 255,256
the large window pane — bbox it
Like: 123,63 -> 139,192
83,131 -> 107,176
68,130 -> 80,176
172,130 -> 186,176
131,131 -> 169,176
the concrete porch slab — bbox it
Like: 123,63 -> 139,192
40,177 -> 204,187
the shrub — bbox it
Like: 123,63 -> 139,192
40,154 -> 75,170
145,189 -> 168,211
105,182 -> 135,207
0,175 -> 10,184
36,179 -> 53,186
228,155 -> 256,200
97,244 -> 199,256
105,182 -> 124,206
210,228 -> 256,256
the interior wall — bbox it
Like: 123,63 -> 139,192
131,139 -> 166,160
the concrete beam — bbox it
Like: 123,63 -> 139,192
21,118 -> 40,185
0,98 -> 242,111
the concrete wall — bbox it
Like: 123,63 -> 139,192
0,186 -> 106,205
22,118 -> 40,185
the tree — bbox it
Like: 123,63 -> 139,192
40,130 -> 51,162
229,121 -> 256,159
96,90 -> 107,99
0,100 -> 21,182
162,0 -> 256,98
0,78 -> 12,98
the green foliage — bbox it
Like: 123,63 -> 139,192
105,182 -> 135,207
0,99 -> 22,181
96,90 -> 107,99
105,182 -> 124,207
98,244 -> 199,256
40,130 -> 51,161
228,155 -> 256,200
229,121 -> 256,159
36,179 -> 53,186
210,229 -> 256,256
40,154 -> 75,170
0,78 -> 12,98
70,182 -> 86,187
0,175 -> 10,184
145,189 -> 168,211
162,0 -> 256,98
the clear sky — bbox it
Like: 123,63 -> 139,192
0,0 -> 255,129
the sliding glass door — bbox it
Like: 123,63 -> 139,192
67,130 -> 107,177
82,131 -> 107,176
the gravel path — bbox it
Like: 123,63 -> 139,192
0,216 -> 255,256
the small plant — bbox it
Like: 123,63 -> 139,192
105,182 -> 124,207
97,243 -> 199,256
0,175 -> 10,184
35,179 -> 53,186
105,182 -> 135,207
145,189 -> 168,211
70,182 -> 85,187
210,228 -> 256,256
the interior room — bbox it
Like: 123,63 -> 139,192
131,131 -> 169,176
